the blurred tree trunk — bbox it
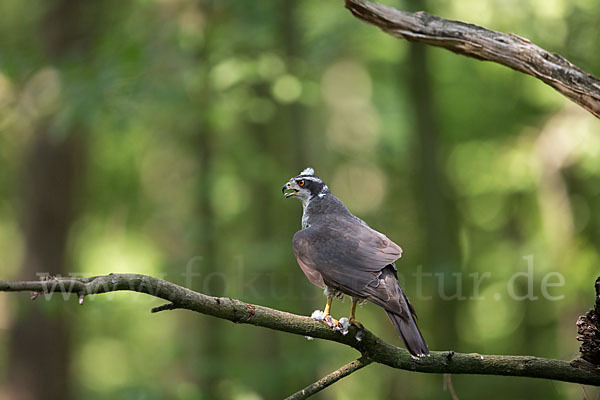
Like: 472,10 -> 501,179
7,133 -> 84,400
195,118 -> 222,399
6,1 -> 98,399
188,2 -> 224,398
404,0 -> 460,350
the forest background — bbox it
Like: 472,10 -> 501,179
0,0 -> 599,399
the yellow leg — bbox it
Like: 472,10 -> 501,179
321,297 -> 339,326
349,298 -> 363,329
323,297 -> 333,318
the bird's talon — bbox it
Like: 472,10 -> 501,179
323,315 -> 339,328
349,318 -> 363,330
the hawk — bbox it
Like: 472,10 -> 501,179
283,167 -> 429,357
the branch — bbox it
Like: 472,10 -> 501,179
1,274 -> 600,391
285,356 -> 372,400
345,0 -> 600,119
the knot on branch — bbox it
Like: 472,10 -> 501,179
576,276 -> 600,366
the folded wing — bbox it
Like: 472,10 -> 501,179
292,217 -> 403,312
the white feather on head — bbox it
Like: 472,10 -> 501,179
299,167 -> 315,176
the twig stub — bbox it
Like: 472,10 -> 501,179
576,276 -> 600,366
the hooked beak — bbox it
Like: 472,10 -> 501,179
282,182 -> 298,198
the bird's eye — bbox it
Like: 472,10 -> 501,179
298,180 -> 305,187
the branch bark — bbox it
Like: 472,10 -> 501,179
574,276 -> 600,371
344,0 -> 600,119
1,274 -> 600,390
285,356 -> 372,400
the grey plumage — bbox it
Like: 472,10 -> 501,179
283,168 -> 429,357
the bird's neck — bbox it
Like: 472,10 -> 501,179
301,190 -> 350,229
302,191 -> 325,228
301,186 -> 329,211
301,195 -> 313,211
301,195 -> 318,229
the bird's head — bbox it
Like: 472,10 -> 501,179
282,167 -> 328,203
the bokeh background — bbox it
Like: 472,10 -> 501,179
1,0 -> 599,399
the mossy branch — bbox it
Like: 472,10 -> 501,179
345,0 -> 600,119
1,273 -> 600,396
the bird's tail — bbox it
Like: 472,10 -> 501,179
386,292 -> 429,358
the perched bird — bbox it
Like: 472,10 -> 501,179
282,168 -> 429,357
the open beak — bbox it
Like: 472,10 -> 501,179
282,182 -> 298,198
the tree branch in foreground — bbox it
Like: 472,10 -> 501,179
285,356 -> 372,400
345,0 -> 600,119
1,273 -> 600,394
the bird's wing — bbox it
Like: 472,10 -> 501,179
292,218 -> 404,314
348,217 -> 403,268
304,217 -> 402,270
361,265 -> 414,319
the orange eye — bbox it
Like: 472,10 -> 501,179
298,180 -> 305,187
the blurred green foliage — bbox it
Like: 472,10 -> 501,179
1,0 -> 600,399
